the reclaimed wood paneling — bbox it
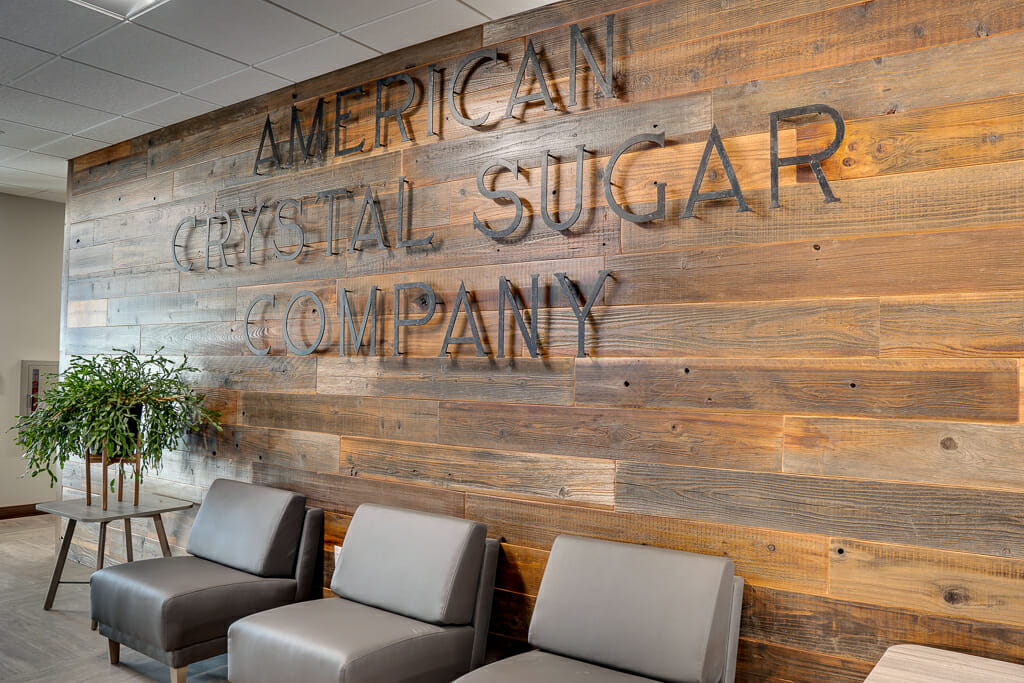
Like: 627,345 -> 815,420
784,416 -> 1024,491
616,463 -> 1024,558
440,402 -> 783,470
342,437 -> 615,506
238,391 -> 439,443
575,357 -> 1019,421
317,357 -> 575,404
63,0 -> 1024,678
829,538 -> 1024,627
465,494 -> 829,594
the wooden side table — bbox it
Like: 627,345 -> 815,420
36,495 -> 194,619
865,644 -> 1024,682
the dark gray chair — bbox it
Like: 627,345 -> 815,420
455,534 -> 744,683
227,503 -> 498,683
90,479 -> 323,683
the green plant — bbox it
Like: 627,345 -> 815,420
11,349 -> 221,488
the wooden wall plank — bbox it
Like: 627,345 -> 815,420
829,538 -> 1024,628
713,28 -> 1024,138
238,391 -> 439,444
439,401 -> 783,470
784,416 -> 1024,491
575,357 -> 1019,421
742,584 -> 1024,665
465,494 -> 829,593
184,423 -> 340,473
342,436 -> 615,506
541,298 -> 879,358
63,326 -> 140,355
615,463 -> 1024,558
880,292 -> 1024,357
140,321 -> 280,356
108,289 -> 237,325
68,264 -> 179,301
799,94 -> 1024,181
66,299 -> 106,328
737,639 -> 874,683
72,151 -> 147,196
252,462 -> 465,517
317,357 -> 575,404
186,355 -> 317,393
618,0 -> 1024,107
68,173 -> 174,223
612,225 -> 1024,304
620,160 -> 1024,254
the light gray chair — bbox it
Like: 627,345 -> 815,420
227,503 -> 499,683
90,479 -> 324,683
455,534 -> 744,683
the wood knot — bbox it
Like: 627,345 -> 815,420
943,588 -> 969,605
940,437 -> 958,451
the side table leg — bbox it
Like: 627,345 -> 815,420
153,514 -> 171,557
96,521 -> 107,570
92,521 -> 108,631
43,519 -> 76,610
123,518 -> 133,563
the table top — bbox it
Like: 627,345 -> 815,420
865,644 -> 1024,682
36,495 -> 193,522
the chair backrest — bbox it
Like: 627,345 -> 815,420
331,504 -> 487,625
529,535 -> 737,683
186,479 -> 307,578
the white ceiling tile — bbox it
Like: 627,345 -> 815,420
32,190 -> 67,204
0,38 -> 55,84
33,135 -> 109,158
0,87 -> 112,133
135,0 -> 333,64
0,0 -> 119,54
272,0 -> 428,33
67,23 -> 244,92
3,151 -> 69,177
463,0 -> 555,20
0,120 -> 65,150
127,94 -> 217,127
186,68 -> 290,107
77,116 -> 159,144
343,0 -> 487,54
13,58 -> 173,115
0,167 -> 66,191
256,35 -> 378,83
0,145 -> 32,162
0,186 -> 40,199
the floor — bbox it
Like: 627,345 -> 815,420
0,515 -> 228,682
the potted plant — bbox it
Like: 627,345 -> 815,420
11,350 -> 222,509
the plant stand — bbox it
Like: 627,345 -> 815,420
84,443 -> 141,510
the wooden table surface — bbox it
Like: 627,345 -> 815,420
865,644 -> 1024,682
37,495 -> 193,522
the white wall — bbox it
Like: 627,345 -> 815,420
0,192 -> 65,507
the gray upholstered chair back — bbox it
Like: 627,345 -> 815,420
186,479 -> 307,578
330,504 -> 487,625
528,535 -> 738,683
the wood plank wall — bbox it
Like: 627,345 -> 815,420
61,0 -> 1024,679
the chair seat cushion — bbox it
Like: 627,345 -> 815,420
454,650 -> 659,683
228,597 -> 475,683
91,555 -> 296,652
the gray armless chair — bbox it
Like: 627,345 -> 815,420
455,534 -> 744,683
90,479 -> 324,683
227,503 -> 499,683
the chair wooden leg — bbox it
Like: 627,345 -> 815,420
170,665 -> 187,683
107,639 -> 120,665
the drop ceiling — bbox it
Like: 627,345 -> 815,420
0,0 -> 559,204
